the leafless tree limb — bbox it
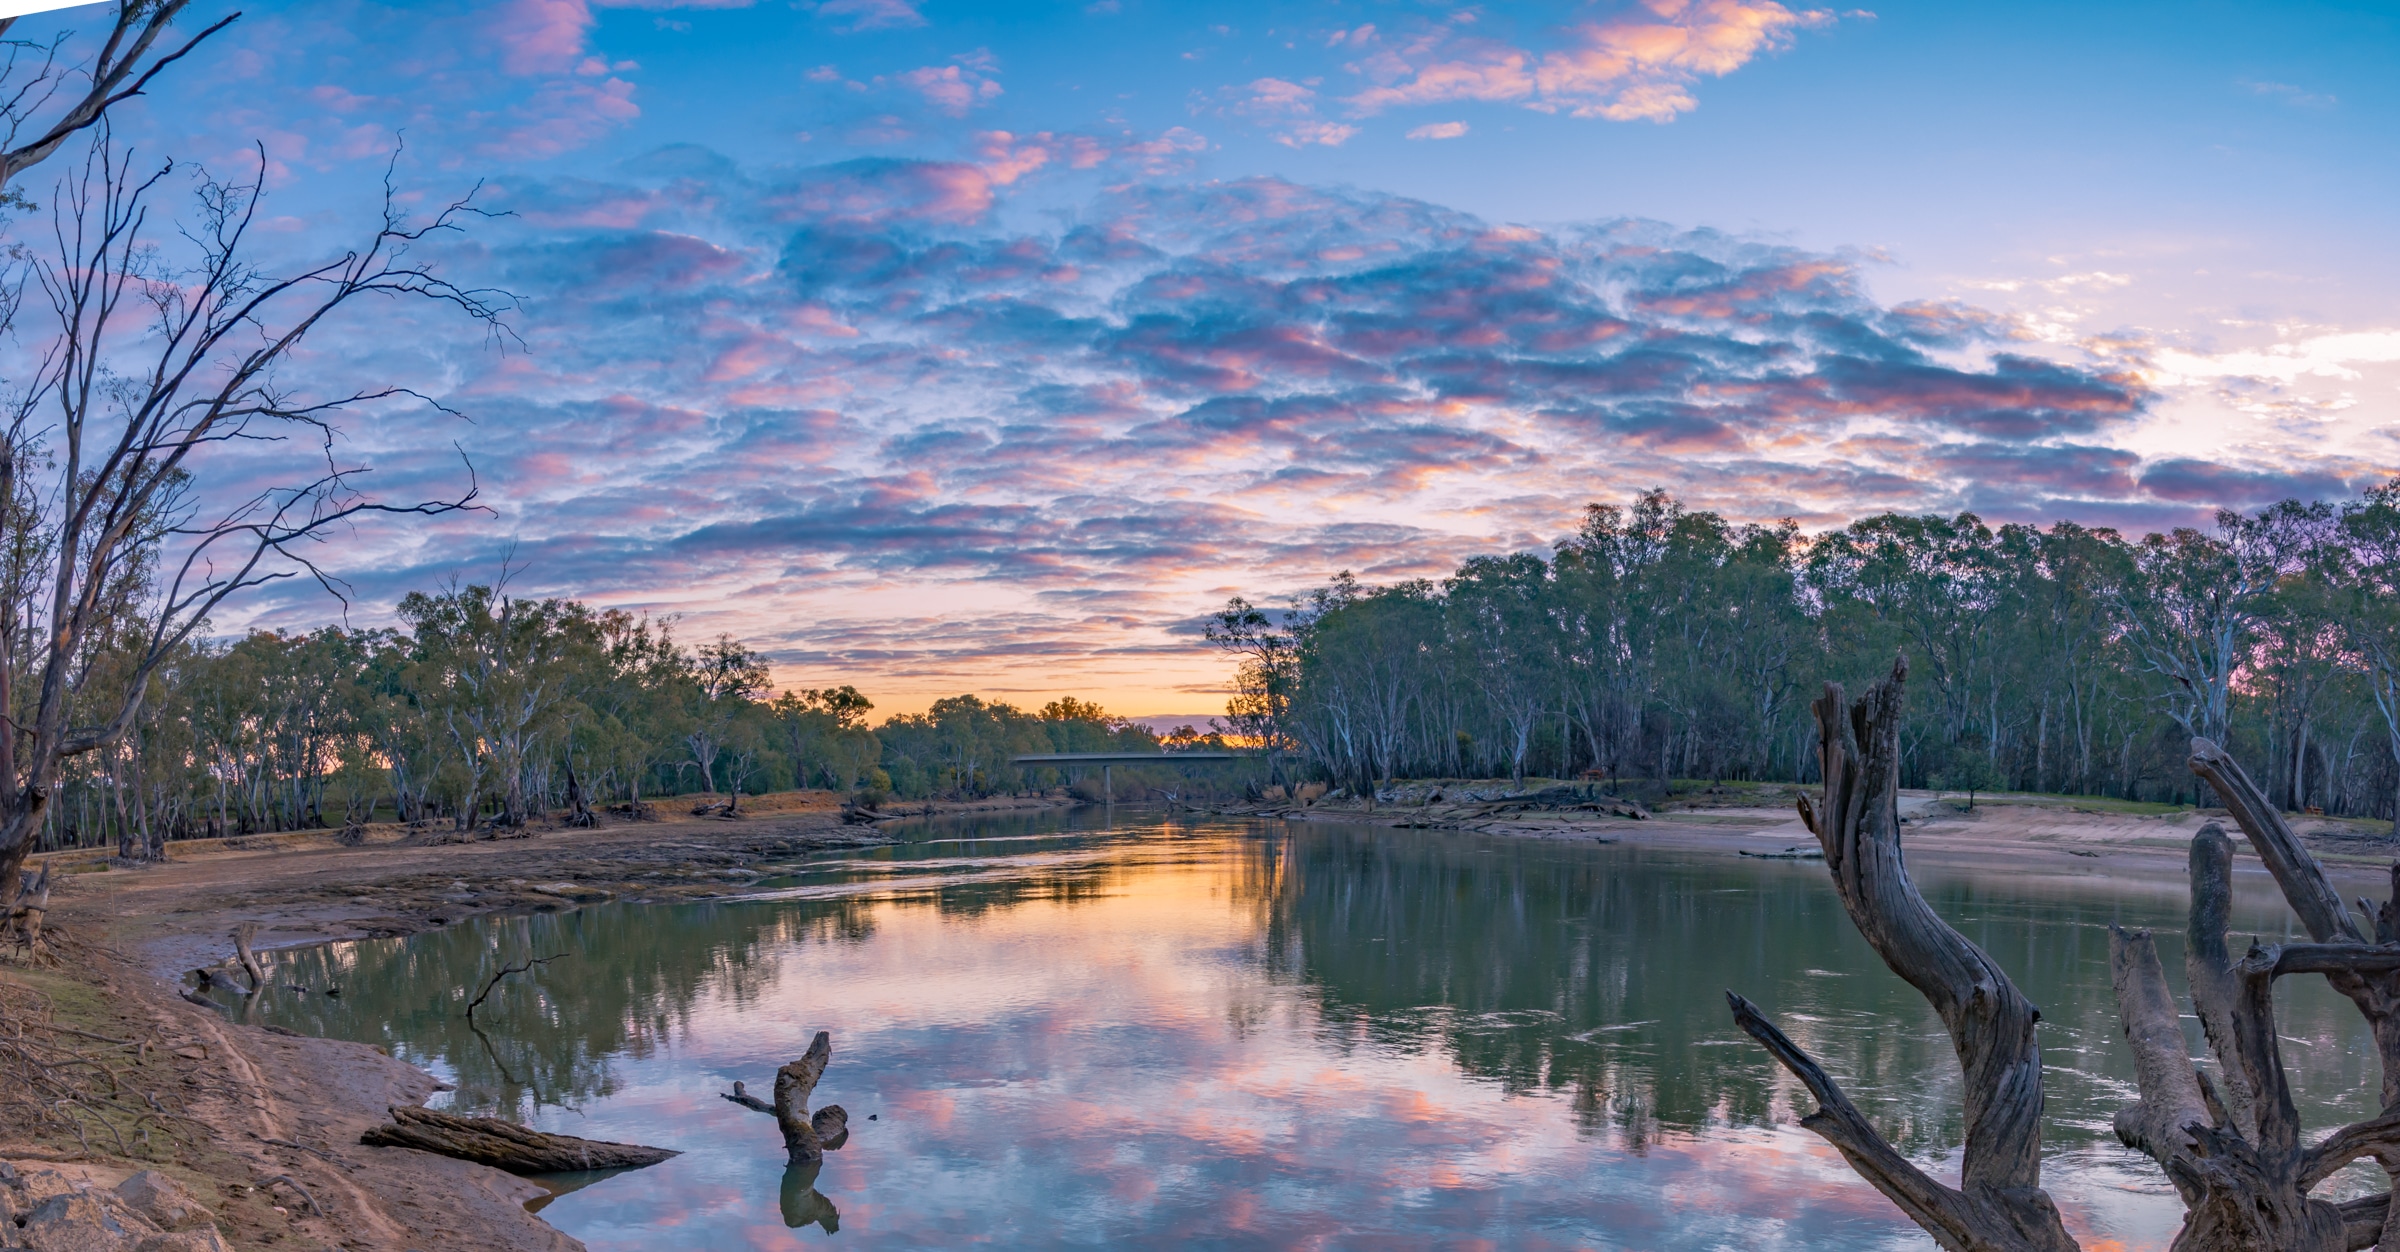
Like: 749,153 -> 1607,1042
0,132 -> 511,885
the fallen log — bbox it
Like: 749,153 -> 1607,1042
360,1105 -> 678,1173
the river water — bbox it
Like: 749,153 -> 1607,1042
252,809 -> 2381,1250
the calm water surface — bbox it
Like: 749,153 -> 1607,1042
253,810 -> 2380,1250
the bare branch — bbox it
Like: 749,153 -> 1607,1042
2189,737 -> 2363,943
2301,1108 -> 2400,1192
0,3 -> 241,195
1726,992 -> 1994,1247
2106,925 -> 2208,1197
464,953 -> 567,1023
2185,823 -> 2262,1143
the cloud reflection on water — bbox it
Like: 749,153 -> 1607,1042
257,814 -> 2365,1249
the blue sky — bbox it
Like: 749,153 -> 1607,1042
21,0 -> 2398,713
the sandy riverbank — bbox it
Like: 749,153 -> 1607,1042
0,790 -> 1070,1251
1223,781 -> 2400,892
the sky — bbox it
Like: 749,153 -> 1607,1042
18,0 -> 2400,718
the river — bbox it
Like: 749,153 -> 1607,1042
251,808 -> 2380,1250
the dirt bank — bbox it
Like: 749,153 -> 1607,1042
1223,781 -> 2400,891
2,790 -> 1068,1251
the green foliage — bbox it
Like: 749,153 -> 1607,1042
1234,484 -> 2400,821
22,568 -> 1210,848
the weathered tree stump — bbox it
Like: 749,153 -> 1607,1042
360,1105 -> 678,1173
231,922 -> 266,992
722,1030 -> 849,1162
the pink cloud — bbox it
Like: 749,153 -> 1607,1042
491,0 -> 596,76
1120,127 -> 1209,174
815,0 -> 927,32
488,76 -> 641,159
892,59 -> 1003,116
1346,0 -> 1835,123
765,161 -> 997,225
973,131 -> 1112,185
1219,78 -> 1358,148
1277,121 -> 1357,148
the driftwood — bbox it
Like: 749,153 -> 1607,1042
1730,655 -> 2400,1251
722,1031 -> 849,1162
1732,656 -> 2075,1250
360,1105 -> 678,1173
231,922 -> 266,992
189,967 -> 248,997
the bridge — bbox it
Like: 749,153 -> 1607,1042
1010,751 -> 1250,802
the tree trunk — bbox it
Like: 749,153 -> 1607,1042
361,1106 -> 677,1173
1732,670 -> 2400,1252
1733,656 -> 2079,1251
564,763 -> 595,828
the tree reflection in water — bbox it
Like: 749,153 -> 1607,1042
1255,825 -> 2374,1166
235,811 -> 2388,1247
252,819 -> 1147,1117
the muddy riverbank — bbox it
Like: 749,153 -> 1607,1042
0,790 -> 1071,1251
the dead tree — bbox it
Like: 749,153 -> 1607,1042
722,1031 -> 849,1163
1730,656 -> 2400,1251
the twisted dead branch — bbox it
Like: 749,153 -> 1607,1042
721,1031 -> 849,1163
1731,656 -> 2400,1251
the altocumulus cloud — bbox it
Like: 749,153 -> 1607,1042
217,149 -> 2374,693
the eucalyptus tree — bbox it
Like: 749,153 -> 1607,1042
1206,596 -> 1302,783
680,636 -> 770,800
1805,512 -> 2006,771
0,137 -> 506,883
400,585 -> 603,829
771,685 -> 877,790
1291,575 -> 1441,792
1444,553 -> 1556,781
2112,503 -> 2324,751
1550,497 -> 1667,785
578,609 -> 683,807
2334,484 -> 2400,837
1999,521 -> 2133,795
1682,517 -> 1809,781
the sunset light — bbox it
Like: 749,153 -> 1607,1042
0,5 -> 2392,1250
